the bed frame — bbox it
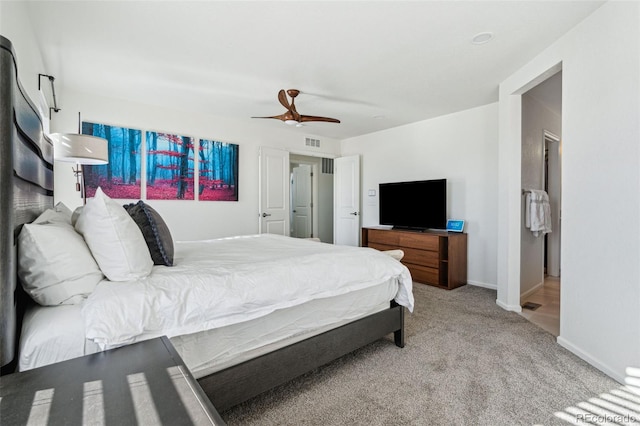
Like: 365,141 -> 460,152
0,35 -> 406,411
0,36 -> 55,375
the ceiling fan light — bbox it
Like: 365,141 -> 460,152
284,119 -> 299,126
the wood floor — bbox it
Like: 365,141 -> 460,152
519,276 -> 560,336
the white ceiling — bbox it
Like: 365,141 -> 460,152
24,1 -> 603,140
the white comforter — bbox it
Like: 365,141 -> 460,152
82,234 -> 414,349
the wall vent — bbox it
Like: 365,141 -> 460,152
305,137 -> 320,148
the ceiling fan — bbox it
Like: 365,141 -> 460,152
253,89 -> 340,126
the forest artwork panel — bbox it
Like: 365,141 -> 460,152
147,131 -> 195,200
198,139 -> 239,201
82,122 -> 142,199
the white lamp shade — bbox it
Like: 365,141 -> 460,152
51,133 -> 109,165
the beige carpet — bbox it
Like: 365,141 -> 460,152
221,284 -> 632,425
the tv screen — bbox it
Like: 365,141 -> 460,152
379,179 -> 446,230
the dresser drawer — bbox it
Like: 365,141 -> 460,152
368,242 -> 399,252
398,232 -> 439,251
406,263 -> 439,285
402,247 -> 439,268
367,229 -> 400,245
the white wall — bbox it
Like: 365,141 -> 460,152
498,1 -> 639,382
1,2 -> 47,113
342,103 -> 499,289
51,89 -> 341,240
520,91 -> 561,298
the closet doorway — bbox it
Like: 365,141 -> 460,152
519,71 -> 562,336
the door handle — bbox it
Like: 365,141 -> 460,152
350,211 -> 359,216
262,213 -> 272,217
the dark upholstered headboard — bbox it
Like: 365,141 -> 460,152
0,35 -> 54,372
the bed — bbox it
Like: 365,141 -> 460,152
0,35 -> 413,412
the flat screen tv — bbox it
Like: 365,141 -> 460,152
379,179 -> 446,230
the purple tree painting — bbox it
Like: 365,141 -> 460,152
146,131 -> 195,200
198,139 -> 239,201
82,122 -> 142,199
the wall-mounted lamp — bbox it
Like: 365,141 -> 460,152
50,114 -> 109,204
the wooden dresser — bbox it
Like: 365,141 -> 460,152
362,227 -> 467,290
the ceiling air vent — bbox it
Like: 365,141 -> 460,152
305,137 -> 320,148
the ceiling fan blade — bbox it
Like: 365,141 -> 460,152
252,113 -> 287,121
277,90 -> 291,110
299,115 -> 341,124
253,90 -> 340,125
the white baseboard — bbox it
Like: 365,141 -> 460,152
557,336 -> 626,384
469,281 -> 521,312
467,280 -> 497,290
520,280 -> 544,304
496,298 -> 522,313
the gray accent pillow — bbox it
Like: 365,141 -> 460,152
123,201 -> 174,266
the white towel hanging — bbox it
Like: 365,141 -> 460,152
525,189 -> 551,237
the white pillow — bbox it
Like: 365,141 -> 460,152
33,202 -> 73,225
18,221 -> 104,305
75,187 -> 153,281
71,206 -> 83,226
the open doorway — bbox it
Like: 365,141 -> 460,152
519,71 -> 562,336
289,154 -> 334,243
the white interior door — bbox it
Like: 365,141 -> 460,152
291,164 -> 312,238
259,147 -> 289,235
334,155 -> 360,246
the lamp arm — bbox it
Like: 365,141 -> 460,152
38,74 -> 60,119
81,164 -> 86,205
72,164 -> 87,205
